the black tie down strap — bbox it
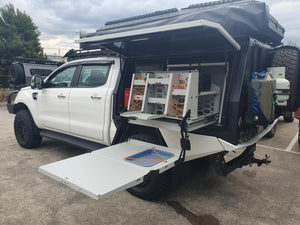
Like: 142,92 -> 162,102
175,109 -> 191,165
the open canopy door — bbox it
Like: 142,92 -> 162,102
39,140 -> 181,199
77,19 -> 241,58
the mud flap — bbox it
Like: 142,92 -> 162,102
39,140 -> 181,199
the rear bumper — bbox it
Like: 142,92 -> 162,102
218,119 -> 278,151
6,90 -> 18,114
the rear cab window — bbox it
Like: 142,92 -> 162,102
78,65 -> 110,88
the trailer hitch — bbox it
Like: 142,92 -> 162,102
209,144 -> 271,176
243,154 -> 271,167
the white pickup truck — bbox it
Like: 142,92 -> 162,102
7,0 -> 300,200
9,57 -> 120,148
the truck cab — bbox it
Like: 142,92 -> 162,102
8,57 -> 120,148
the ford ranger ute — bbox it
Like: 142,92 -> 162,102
7,0 -> 300,200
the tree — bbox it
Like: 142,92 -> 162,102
0,4 -> 45,87
287,40 -> 298,47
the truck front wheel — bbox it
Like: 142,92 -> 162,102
14,110 -> 42,149
127,133 -> 172,200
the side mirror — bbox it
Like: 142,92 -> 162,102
31,75 -> 43,90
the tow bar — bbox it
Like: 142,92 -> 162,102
209,144 -> 271,176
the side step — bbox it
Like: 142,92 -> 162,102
40,130 -> 106,151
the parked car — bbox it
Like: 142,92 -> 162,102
9,57 -> 62,89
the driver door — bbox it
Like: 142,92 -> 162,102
37,65 -> 78,133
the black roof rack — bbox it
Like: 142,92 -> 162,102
13,57 -> 61,66
64,49 -> 118,62
105,8 -> 178,26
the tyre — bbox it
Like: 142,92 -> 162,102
127,133 -> 172,200
265,123 -> 277,138
9,64 -> 25,86
272,46 -> 299,111
283,111 -> 294,122
14,110 -> 42,149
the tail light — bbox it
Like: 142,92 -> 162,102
124,88 -> 130,107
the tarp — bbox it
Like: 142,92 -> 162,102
81,0 -> 284,46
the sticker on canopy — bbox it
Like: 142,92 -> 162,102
124,148 -> 174,167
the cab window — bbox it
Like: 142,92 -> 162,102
78,65 -> 110,88
46,66 -> 76,88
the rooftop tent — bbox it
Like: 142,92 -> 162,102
78,20 -> 241,57
77,0 -> 284,56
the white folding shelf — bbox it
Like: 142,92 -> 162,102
124,71 -> 221,131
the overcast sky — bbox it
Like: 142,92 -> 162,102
1,0 -> 299,56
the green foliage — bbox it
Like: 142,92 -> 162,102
0,4 -> 44,59
287,40 -> 298,47
0,4 -> 45,87
0,66 -> 8,87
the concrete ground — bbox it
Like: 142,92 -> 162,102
0,104 -> 299,225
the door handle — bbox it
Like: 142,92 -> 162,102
90,96 -> 102,100
32,92 -> 38,100
57,94 -> 66,99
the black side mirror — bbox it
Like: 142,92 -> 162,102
31,75 -> 43,90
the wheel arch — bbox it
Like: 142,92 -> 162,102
12,101 -> 41,128
126,124 -> 167,146
13,102 -> 29,114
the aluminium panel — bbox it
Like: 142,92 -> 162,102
39,140 -> 181,199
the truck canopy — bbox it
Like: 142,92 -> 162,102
78,0 -> 284,56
